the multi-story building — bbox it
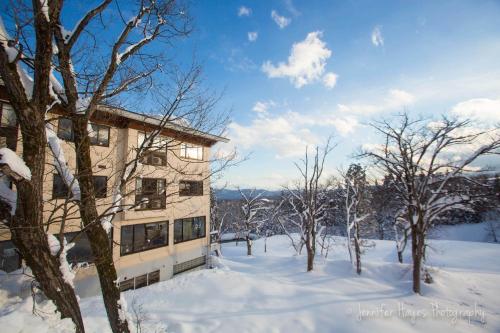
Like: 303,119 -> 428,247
0,94 -> 228,296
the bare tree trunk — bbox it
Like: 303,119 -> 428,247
73,117 -> 130,333
397,250 -> 403,264
246,234 -> 252,256
354,223 -> 362,275
11,125 -> 85,333
411,224 -> 422,294
378,222 -> 385,240
306,226 -> 314,272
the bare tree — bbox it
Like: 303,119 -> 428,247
370,174 -> 401,240
340,163 -> 370,275
1,1 -> 234,332
0,6 -> 85,332
393,208 -> 411,263
280,139 -> 335,271
238,188 -> 269,256
209,187 -> 230,255
361,113 -> 500,294
259,198 -> 283,253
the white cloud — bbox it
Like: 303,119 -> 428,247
248,31 -> 258,42
323,72 -> 338,89
451,98 -> 500,123
271,10 -> 291,29
252,100 -> 275,114
228,115 -> 318,158
371,25 -> 384,47
338,89 -> 415,115
324,116 -> 358,136
262,31 -> 332,88
238,6 -> 251,17
228,103 -> 359,158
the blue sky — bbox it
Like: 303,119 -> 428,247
48,1 -> 500,189
178,0 -> 500,189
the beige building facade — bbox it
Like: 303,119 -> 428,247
0,96 -> 228,296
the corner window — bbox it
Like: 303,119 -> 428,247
179,180 -> 203,196
180,143 -> 203,160
52,174 -> 108,199
135,178 -> 166,210
174,216 -> 206,244
120,221 -> 168,255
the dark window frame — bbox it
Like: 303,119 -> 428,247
52,174 -> 108,199
57,118 -> 110,147
174,216 -> 206,244
135,178 -> 167,211
52,174 -> 71,199
120,221 -> 169,256
179,180 -> 204,196
93,175 -> 108,198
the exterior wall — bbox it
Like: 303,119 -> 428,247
0,107 -> 215,294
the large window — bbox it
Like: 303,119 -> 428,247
53,174 -> 108,199
180,143 -> 203,160
137,132 -> 168,166
120,221 -> 168,255
174,216 -> 206,244
57,118 -> 110,146
135,178 -> 166,210
179,180 -> 203,196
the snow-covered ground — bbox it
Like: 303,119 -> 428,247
428,221 -> 498,243
1,233 -> 499,333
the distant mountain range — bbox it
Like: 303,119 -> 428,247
214,188 -> 282,200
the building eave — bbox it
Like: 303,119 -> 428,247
97,105 -> 230,145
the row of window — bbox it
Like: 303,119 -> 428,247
0,105 -> 205,161
57,118 -> 204,161
58,118 -> 111,147
52,176 -> 204,204
120,217 -> 206,256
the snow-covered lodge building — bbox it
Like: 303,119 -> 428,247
0,93 -> 228,296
